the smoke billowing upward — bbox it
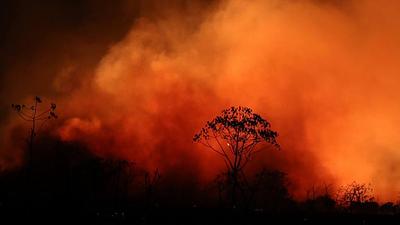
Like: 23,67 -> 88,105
2,0 -> 400,201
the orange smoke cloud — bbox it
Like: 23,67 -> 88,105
4,0 -> 400,201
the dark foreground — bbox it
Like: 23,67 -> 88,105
1,207 -> 400,224
1,143 -> 399,224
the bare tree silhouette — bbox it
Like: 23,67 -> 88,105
193,106 -> 279,206
144,168 -> 161,207
12,96 -> 57,173
11,96 -> 57,211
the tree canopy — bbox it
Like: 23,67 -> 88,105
193,106 -> 279,171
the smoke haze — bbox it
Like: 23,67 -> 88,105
2,0 -> 400,201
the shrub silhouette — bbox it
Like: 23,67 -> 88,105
336,181 -> 376,213
249,169 -> 292,211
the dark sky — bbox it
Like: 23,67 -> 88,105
0,0 -> 141,122
0,0 -> 217,121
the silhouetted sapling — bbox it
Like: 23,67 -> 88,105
11,96 -> 57,184
144,168 -> 161,207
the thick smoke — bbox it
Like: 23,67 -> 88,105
2,0 -> 400,201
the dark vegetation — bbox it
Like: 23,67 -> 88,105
1,103 -> 400,224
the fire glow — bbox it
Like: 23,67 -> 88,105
2,0 -> 400,202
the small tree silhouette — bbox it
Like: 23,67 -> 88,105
193,106 -> 279,206
144,168 -> 161,207
100,159 -> 135,210
304,183 -> 336,213
336,182 -> 374,209
11,96 -> 57,179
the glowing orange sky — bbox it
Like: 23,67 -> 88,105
3,0 -> 400,202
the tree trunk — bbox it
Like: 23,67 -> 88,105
231,168 -> 238,207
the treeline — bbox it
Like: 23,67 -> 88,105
0,138 -> 400,223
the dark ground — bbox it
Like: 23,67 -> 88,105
1,207 -> 400,224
